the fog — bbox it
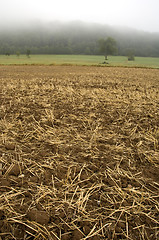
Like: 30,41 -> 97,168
0,0 -> 159,33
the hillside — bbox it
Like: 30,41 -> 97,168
0,21 -> 159,57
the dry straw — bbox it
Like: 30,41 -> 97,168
0,65 -> 158,239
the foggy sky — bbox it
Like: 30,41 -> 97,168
0,0 -> 159,32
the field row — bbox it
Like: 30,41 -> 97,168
0,66 -> 159,239
0,55 -> 159,68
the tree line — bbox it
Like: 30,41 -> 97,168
0,21 -> 159,57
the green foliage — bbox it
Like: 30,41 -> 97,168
5,52 -> 10,56
98,37 -> 117,60
0,22 -> 159,57
126,49 -> 135,61
0,55 -> 158,68
16,51 -> 20,57
128,55 -> 135,61
26,49 -> 31,58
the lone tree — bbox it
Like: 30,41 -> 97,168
26,49 -> 31,58
5,52 -> 10,56
16,51 -> 20,57
126,49 -> 135,61
98,37 -> 117,61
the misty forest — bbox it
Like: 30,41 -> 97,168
0,21 -> 159,57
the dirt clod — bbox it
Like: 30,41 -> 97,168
8,164 -> 20,176
5,142 -> 15,150
72,229 -> 84,240
27,208 -> 50,225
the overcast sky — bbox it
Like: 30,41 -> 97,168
0,0 -> 159,32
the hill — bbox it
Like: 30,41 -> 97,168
0,21 -> 159,57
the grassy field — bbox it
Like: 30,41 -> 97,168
0,54 -> 159,68
0,65 -> 159,239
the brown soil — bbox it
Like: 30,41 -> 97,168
0,65 -> 159,239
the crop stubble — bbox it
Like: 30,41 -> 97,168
0,66 -> 159,239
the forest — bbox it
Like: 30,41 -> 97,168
0,21 -> 159,57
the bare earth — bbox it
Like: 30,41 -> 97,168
0,66 -> 159,240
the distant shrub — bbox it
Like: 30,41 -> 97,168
126,49 -> 135,61
26,49 -> 31,58
128,55 -> 135,61
16,51 -> 20,57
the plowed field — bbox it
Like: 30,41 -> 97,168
0,66 -> 159,239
